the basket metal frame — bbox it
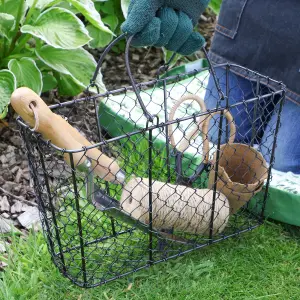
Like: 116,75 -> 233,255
17,35 -> 286,288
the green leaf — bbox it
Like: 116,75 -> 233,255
0,70 -> 16,117
102,15 -> 118,32
0,106 -> 8,119
0,0 -> 27,21
209,0 -> 222,15
26,0 -> 58,10
66,0 -> 113,35
36,45 -> 106,94
0,13 -> 15,39
42,73 -> 57,92
94,1 -> 101,12
121,0 -> 130,18
99,0 -> 115,15
56,73 -> 82,96
35,59 -> 52,71
162,49 -> 182,69
86,24 -> 113,49
21,7 -> 91,49
8,58 -> 43,95
54,1 -> 79,14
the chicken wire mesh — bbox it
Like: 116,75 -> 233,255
16,36 -> 285,288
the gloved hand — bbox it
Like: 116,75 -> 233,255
121,0 -> 210,55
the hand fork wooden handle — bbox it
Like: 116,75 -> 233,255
10,87 -> 125,184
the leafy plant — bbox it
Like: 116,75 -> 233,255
0,0 -> 122,119
0,0 -> 223,119
209,0 -> 222,15
94,0 -> 126,52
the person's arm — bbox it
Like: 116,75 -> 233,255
121,0 -> 210,55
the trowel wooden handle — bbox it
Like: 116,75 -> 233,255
168,94 -> 207,152
10,87 -> 124,184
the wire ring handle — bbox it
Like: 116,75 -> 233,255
28,101 -> 39,132
168,94 -> 236,164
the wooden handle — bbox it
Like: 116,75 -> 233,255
11,87 -> 124,183
168,94 -> 207,152
168,94 -> 236,164
184,110 -> 236,164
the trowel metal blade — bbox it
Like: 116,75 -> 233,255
91,184 -> 196,245
92,184 -> 120,211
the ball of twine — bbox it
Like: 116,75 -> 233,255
120,177 -> 230,235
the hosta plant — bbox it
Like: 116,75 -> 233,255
0,0 -> 119,119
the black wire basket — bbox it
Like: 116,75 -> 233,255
16,34 -> 286,288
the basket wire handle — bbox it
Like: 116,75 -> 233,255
90,33 -> 154,122
90,34 -> 225,123
124,41 -> 226,123
90,33 -> 126,86
202,47 -> 226,102
125,35 -> 154,122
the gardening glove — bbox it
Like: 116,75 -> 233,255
121,0 -> 210,55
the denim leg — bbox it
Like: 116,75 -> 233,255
204,67 -> 263,144
260,100 -> 300,174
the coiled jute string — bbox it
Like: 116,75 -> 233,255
120,177 -> 230,235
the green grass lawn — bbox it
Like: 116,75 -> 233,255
1,132 -> 298,299
0,221 -> 299,300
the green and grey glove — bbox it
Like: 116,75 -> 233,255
121,0 -> 210,55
